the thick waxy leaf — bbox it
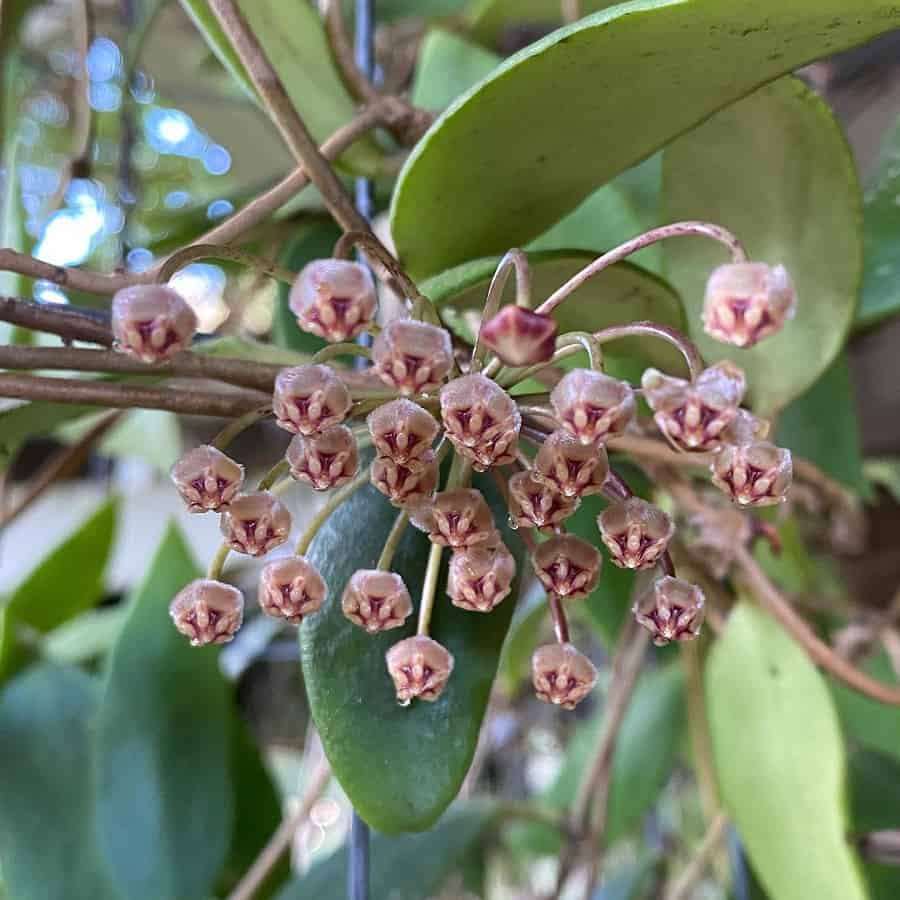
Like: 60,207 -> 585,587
412,28 -> 500,112
706,603 -> 866,900
0,498 -> 117,681
498,578 -> 547,693
301,475 -> 523,833
277,807 -> 494,898
391,0 -> 900,279
663,77 -> 861,415
468,0 -> 618,44
0,665 -> 119,900
95,525 -> 233,900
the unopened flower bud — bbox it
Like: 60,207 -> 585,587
480,305 -> 557,366
169,578 -> 243,646
440,374 -> 521,470
371,452 -> 438,507
532,534 -> 601,600
411,488 -> 497,548
685,503 -> 751,579
258,556 -> 326,625
721,408 -> 770,445
711,441 -> 792,507
273,364 -> 351,435
220,491 -> 292,557
531,642 -> 597,709
642,362 -> 745,451
386,635 -> 455,704
286,425 -> 358,491
342,570 -> 412,633
447,543 -> 516,612
170,444 -> 244,513
289,258 -> 377,342
372,319 -> 454,395
111,284 -> 197,362
703,262 -> 796,348
534,429 -> 609,498
634,576 -> 705,646
367,399 -> 438,464
550,369 -> 635,445
508,470 -> 578,532
598,497 -> 674,569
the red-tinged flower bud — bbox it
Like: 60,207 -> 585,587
111,284 -> 197,362
703,262 -> 796,348
508,470 -> 578,532
532,534 -> 601,600
533,429 -> 609,499
410,488 -> 497,548
273,364 -> 351,436
531,642 -> 597,710
258,556 -> 326,625
170,444 -> 244,513
286,425 -> 358,491
386,635 -> 455,705
220,491 -> 292,557
372,318 -> 454,395
711,441 -> 793,507
440,374 -> 521,471
289,258 -> 377,343
634,576 -> 705,646
447,543 -> 516,612
367,399 -> 439,464
641,362 -> 746,452
342,570 -> 412,633
550,369 -> 635,445
598,497 -> 674,570
371,452 -> 438,507
479,305 -> 558,367
169,578 -> 243,646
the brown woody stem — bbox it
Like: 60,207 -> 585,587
332,230 -> 425,301
323,0 -> 381,105
0,296 -> 113,345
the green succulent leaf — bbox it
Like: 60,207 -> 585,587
0,498 -> 117,681
95,525 -> 233,900
301,474 -> 523,833
391,0 -> 900,280
467,0 -> 618,44
663,76 -> 861,415
706,603 -> 866,900
0,665 -> 119,900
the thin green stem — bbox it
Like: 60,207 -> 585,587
207,542 -> 231,580
312,343 -> 373,364
211,405 -> 272,450
416,541 -> 443,637
592,321 -> 703,380
154,243 -> 296,285
472,249 -> 531,371
258,459 -> 289,491
376,510 -> 410,570
294,466 -> 371,556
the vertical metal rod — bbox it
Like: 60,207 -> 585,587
349,811 -> 371,900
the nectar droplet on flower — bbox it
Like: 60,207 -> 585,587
258,556 -> 326,625
532,642 -> 597,710
111,284 -> 197,362
550,369 -> 635,445
598,497 -> 674,570
286,425 -> 358,491
220,491 -> 292,557
367,398 -> 439,464
342,570 -> 412,633
533,429 -> 609,498
508,470 -> 578,532
273,364 -> 351,436
532,534 -> 601,600
479,305 -> 558,367
711,441 -> 793,507
169,578 -> 243,646
703,262 -> 796,348
170,444 -> 244,513
447,543 -> 516,612
386,635 -> 454,704
372,318 -> 454,395
371,452 -> 438,507
440,373 -> 521,470
289,258 -> 377,342
633,576 -> 705,646
410,488 -> 498,548
641,362 -> 746,452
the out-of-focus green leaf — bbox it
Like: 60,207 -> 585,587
865,458 -> 900,504
276,807 -> 495,899
468,0 -> 617,44
776,353 -> 869,497
753,518 -> 816,596
0,664 -> 119,900
391,0 -> 900,280
591,856 -> 658,900
0,400 -> 98,470
42,607 -> 128,665
498,577 -> 547,693
95,525 -> 232,900
342,0 -> 468,22
0,498 -> 117,681
706,603 -> 866,900
664,77 -> 861,415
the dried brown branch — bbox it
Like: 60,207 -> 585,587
324,0 -> 381,105
0,296 -> 114,345
0,250 -> 140,296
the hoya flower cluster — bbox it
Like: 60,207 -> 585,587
112,233 -> 796,712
